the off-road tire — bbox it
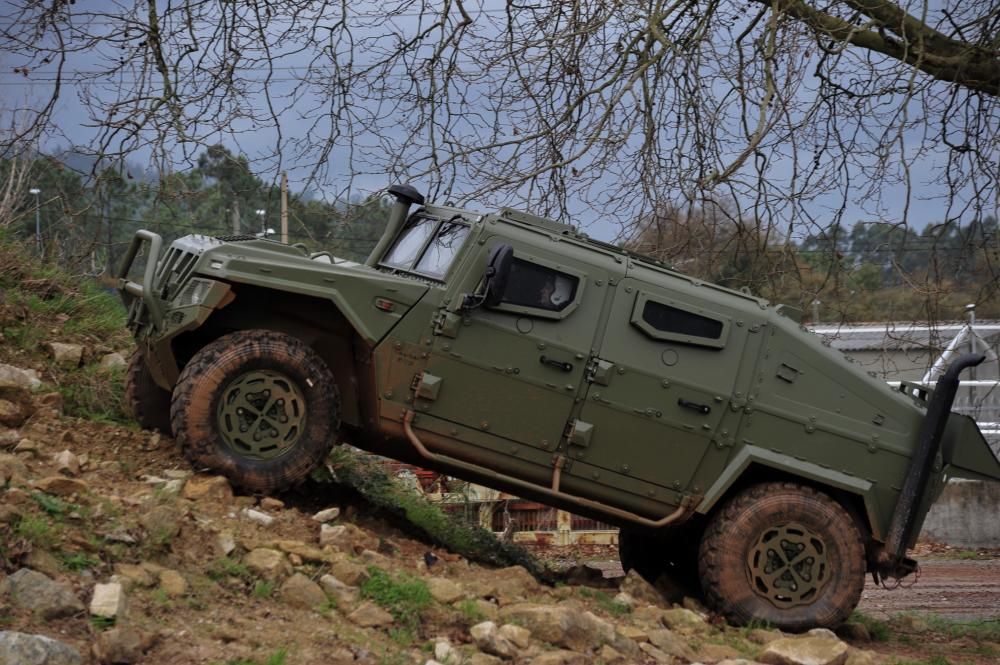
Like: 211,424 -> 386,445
124,349 -> 173,433
170,330 -> 340,493
699,482 -> 865,631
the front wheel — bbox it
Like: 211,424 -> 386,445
699,482 -> 865,631
124,349 -> 173,433
170,330 -> 340,493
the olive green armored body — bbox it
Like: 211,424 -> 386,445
119,185 -> 1000,630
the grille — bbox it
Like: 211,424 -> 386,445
154,247 -> 198,299
214,234 -> 259,242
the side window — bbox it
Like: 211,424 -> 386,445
631,292 -> 729,348
500,259 -> 579,313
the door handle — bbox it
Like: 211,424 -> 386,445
540,355 -> 573,372
678,398 -> 711,415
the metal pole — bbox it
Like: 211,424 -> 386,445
280,172 -> 288,244
29,188 -> 41,256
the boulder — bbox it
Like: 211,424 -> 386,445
182,475 -> 233,503
23,549 -> 62,578
280,573 -> 328,610
319,574 -> 360,606
618,570 -> 669,607
260,497 -> 284,511
696,643 -> 745,661
647,629 -> 697,661
242,508 -> 274,527
527,651 -> 589,665
759,635 -> 850,665
90,582 -> 127,620
348,601 -> 394,627
312,507 -> 341,523
98,353 -> 127,371
470,621 -> 520,659
0,399 -> 25,427
0,454 -> 27,485
0,569 -> 84,620
327,558 -> 370,586
661,607 -> 710,634
53,450 -> 80,476
427,577 -> 464,604
275,540 -> 332,564
0,364 -> 37,398
499,624 -> 532,650
638,642 -> 675,664
112,564 -> 156,590
319,523 -> 377,551
243,548 -> 291,581
35,476 -> 88,497
159,570 -> 188,597
139,504 -> 182,542
92,626 -> 154,664
215,531 -> 237,556
46,343 -> 84,369
0,631 -> 82,665
498,603 -> 614,652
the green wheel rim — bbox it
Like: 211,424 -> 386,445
746,522 -> 830,608
216,369 -> 307,460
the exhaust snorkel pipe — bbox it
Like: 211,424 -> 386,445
880,352 -> 985,578
365,184 -> 425,267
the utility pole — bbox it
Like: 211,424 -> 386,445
29,187 -> 41,256
231,199 -> 241,234
280,171 -> 288,244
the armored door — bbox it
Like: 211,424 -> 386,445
418,238 -> 620,455
571,271 -> 752,495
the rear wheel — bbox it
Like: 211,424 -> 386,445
699,482 -> 865,631
124,349 -> 172,433
170,330 -> 340,493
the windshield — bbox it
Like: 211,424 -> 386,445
381,216 -> 470,280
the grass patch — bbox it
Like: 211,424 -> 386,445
456,598 -> 486,623
32,492 -> 71,516
360,566 -> 432,632
578,587 -> 631,617
206,557 -> 254,583
849,611 -> 891,642
60,552 -> 99,571
252,580 -> 275,599
321,447 -> 542,576
14,514 -> 57,549
57,363 -> 129,425
903,613 -> 1000,642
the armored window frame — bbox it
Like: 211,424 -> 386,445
630,292 -> 730,349
381,215 -> 470,281
489,254 -> 584,320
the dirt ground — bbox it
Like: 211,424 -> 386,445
858,559 -> 1000,621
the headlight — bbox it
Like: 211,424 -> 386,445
173,278 -> 215,307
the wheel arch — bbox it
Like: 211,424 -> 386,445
169,283 -> 371,427
696,445 -> 880,543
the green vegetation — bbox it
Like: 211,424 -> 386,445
32,492 -> 70,516
206,557 -> 253,583
577,587 -> 631,617
849,611 -> 891,642
456,598 -> 486,623
891,613 -> 1000,643
322,447 -> 542,576
252,580 -> 275,599
14,514 -> 56,549
360,566 -> 432,633
60,552 -> 99,571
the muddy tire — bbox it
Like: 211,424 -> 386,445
124,349 -> 173,433
699,482 -> 865,631
170,330 -> 340,493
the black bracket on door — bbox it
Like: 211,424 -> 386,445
678,398 -> 711,415
540,355 -> 573,372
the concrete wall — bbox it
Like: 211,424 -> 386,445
919,479 -> 1000,549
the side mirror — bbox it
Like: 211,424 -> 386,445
462,244 -> 514,310
482,244 -> 514,307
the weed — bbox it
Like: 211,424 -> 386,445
206,557 -> 253,583
89,615 -> 116,630
264,649 -> 288,665
456,598 -> 486,623
252,580 -> 275,599
57,364 -> 129,425
150,588 -> 172,606
388,627 -> 416,646
60,552 -> 99,571
15,514 -> 56,549
849,611 -> 890,642
317,597 -> 338,614
360,566 -> 432,632
578,587 -> 631,617
32,492 -> 70,516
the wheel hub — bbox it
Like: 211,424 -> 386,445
746,522 -> 830,608
216,370 -> 306,460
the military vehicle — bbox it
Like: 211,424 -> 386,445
118,185 -> 1000,630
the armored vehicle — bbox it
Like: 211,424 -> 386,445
119,185 -> 1000,630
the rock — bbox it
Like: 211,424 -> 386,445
23,549 -> 62,577
182,475 -> 233,503
242,508 -> 274,527
348,601 -> 394,627
759,635 -> 850,665
598,644 -> 626,663
35,476 -> 88,496
275,540 -> 331,563
433,640 -> 463,665
0,363 -> 36,391
0,503 -> 22,523
470,621 -> 519,659
618,570 -> 668,607
14,438 -> 41,456
0,454 -> 27,485
90,582 -> 127,620
46,343 -> 84,368
327,558 -> 370,586
260,497 -> 284,511
0,631 -> 82,665
498,603 -> 614,652
427,577 -> 464,604
638,642 -> 675,664
661,607 -> 710,634
139,504 -> 182,542
612,591 -> 636,609
313,507 -> 341,523
216,531 -> 237,556
682,595 -> 710,615
748,629 -> 785,645
528,651 -> 588,665
647,629 -> 697,661
319,523 -> 377,551
280,573 -> 328,610
0,399 -> 25,427
492,566 -> 540,603
0,429 -> 20,449
0,569 -> 84,619
36,392 -> 62,411
243,548 -> 291,581
53,450 -> 80,476
697,643 -> 745,661
468,655 -> 504,665
617,625 -> 648,643
319,574 -> 360,606
98,353 -> 127,371
159,570 -> 188,597
844,648 -> 880,665
717,660 -> 763,665
499,624 -> 532,650
112,564 -> 156,589
92,626 -> 154,664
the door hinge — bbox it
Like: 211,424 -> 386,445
585,358 -> 614,385
432,310 -> 462,338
